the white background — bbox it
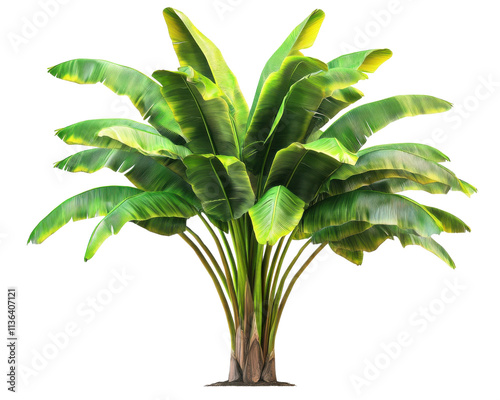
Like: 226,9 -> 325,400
1,0 -> 498,399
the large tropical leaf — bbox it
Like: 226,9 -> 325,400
249,186 -> 305,245
245,56 -> 328,152
48,60 -> 183,143
328,225 -> 456,268
163,8 -> 248,140
301,190 -> 444,237
153,67 -> 238,157
328,49 -> 393,72
134,217 -> 187,237
326,149 -> 475,196
264,138 -> 358,203
248,9 -> 325,125
85,191 -> 197,260
98,126 -> 190,159
54,149 -> 198,203
56,119 -> 156,150
358,143 -> 450,163
244,68 -> 367,174
28,186 -> 142,244
183,154 -> 255,221
364,178 -> 452,195
321,95 -> 452,152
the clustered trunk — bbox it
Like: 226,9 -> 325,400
228,283 -> 277,383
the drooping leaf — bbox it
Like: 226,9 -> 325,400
98,126 -> 191,159
56,119 -> 157,150
163,8 -> 248,140
328,49 -> 393,72
329,244 -> 364,265
28,186 -> 142,244
249,186 -> 305,245
134,217 -> 187,236
301,190 -> 444,237
358,143 -> 450,163
153,67 -> 238,157
321,95 -> 452,152
312,221 -> 372,244
397,232 -> 455,268
265,138 -> 358,203
48,60 -> 183,143
85,191 -> 197,260
326,149 -> 473,196
424,206 -> 470,233
54,149 -> 198,203
183,154 -> 255,221
364,178 -> 451,195
248,9 -> 325,125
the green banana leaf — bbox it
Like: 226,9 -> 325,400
248,9 -> 325,125
328,49 -> 393,72
184,154 -> 255,221
153,67 -> 239,157
245,56 -> 328,159
98,126 -> 191,159
54,149 -> 198,203
364,178 -> 451,195
327,149 -> 474,196
134,217 -> 187,236
28,186 -> 142,244
244,68 -> 367,175
264,138 -> 358,203
358,143 -> 450,163
329,245 -> 364,265
301,190 -> 444,237
85,191 -> 197,260
321,95 -> 452,152
48,59 -> 182,143
249,186 -> 305,245
163,7 -> 248,140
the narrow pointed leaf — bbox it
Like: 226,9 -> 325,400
301,190 -> 443,237
327,149 -> 472,196
98,126 -> 191,159
328,49 -> 393,72
329,245 -> 364,265
28,186 -> 142,244
85,191 -> 197,260
163,7 -> 248,139
358,143 -> 450,162
248,9 -> 325,124
321,95 -> 452,152
249,186 -> 305,245
48,60 -> 183,143
54,149 -> 197,203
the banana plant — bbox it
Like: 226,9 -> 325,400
29,7 -> 476,384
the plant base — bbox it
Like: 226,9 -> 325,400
206,380 -> 294,387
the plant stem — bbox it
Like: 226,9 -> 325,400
268,242 -> 327,352
179,232 -> 236,350
186,227 -> 228,294
198,214 -> 240,328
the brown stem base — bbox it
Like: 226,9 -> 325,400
206,380 -> 294,387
